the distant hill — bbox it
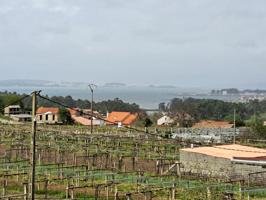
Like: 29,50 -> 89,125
103,83 -> 127,87
0,79 -> 46,86
0,79 -> 92,88
211,88 -> 266,95
149,85 -> 177,89
0,79 -> 59,87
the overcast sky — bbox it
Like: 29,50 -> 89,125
0,0 -> 266,88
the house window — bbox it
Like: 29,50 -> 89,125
40,115 -> 42,121
46,115 -> 48,121
52,115 -> 55,121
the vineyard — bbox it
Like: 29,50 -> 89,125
0,124 -> 266,199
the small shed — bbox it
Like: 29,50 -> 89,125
180,144 -> 266,179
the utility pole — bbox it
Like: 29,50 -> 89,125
88,84 -> 96,134
30,91 -> 37,200
233,108 -> 236,144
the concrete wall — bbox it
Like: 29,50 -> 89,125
180,150 -> 266,179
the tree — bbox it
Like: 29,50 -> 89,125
0,93 -> 24,113
246,116 -> 266,139
166,98 -> 265,122
76,99 -> 90,109
0,98 -> 4,114
59,109 -> 73,125
95,98 -> 140,113
224,114 -> 245,127
144,118 -> 153,127
64,96 -> 76,108
134,117 -> 153,128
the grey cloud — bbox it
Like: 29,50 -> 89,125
234,41 -> 258,48
0,0 -> 266,88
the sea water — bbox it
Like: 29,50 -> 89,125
0,86 -> 238,109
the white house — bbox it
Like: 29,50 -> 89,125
4,105 -> 21,116
4,105 -> 32,123
36,107 -> 60,124
157,116 -> 174,126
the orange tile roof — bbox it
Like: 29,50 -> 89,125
68,108 -> 104,120
37,107 -> 59,114
123,113 -> 138,125
180,144 -> 266,160
106,112 -> 138,125
71,115 -> 103,126
71,115 -> 92,126
68,108 -> 79,116
192,120 -> 233,129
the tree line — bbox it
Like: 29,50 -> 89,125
160,98 -> 266,124
159,98 -> 266,138
0,91 -> 141,114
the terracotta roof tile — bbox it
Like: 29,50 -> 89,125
123,113 -> 138,125
68,108 -> 79,116
180,144 -> 266,160
106,112 -> 138,125
71,116 -> 92,126
37,107 -> 59,114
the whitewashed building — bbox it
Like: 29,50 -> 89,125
157,116 -> 174,126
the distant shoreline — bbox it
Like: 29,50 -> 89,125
0,86 -> 243,110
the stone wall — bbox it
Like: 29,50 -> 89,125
180,150 -> 266,179
232,163 -> 265,178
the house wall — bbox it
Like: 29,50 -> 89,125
93,119 -> 104,126
4,107 -> 21,116
4,107 -> 9,116
180,151 -> 266,179
157,116 -> 174,126
11,116 -> 31,122
157,117 -> 166,125
37,114 -> 59,124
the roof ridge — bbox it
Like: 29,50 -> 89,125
121,113 -> 132,122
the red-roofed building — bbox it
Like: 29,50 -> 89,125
68,108 -> 79,116
68,108 -> 104,126
36,107 -> 60,124
180,144 -> 266,178
106,111 -> 138,126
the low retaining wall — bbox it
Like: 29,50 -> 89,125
180,150 -> 265,179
